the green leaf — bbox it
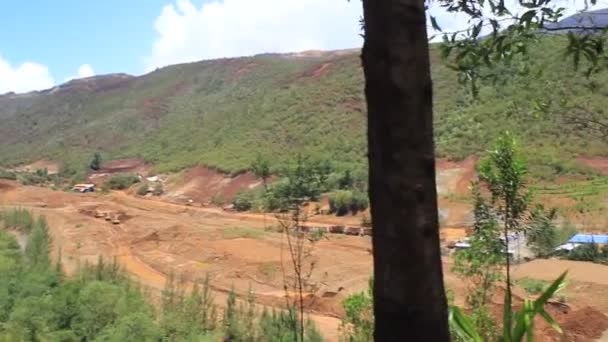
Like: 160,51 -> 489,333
472,21 -> 483,39
520,10 -> 537,26
533,271 -> 567,311
430,16 -> 442,32
539,308 -> 563,334
449,306 -> 483,342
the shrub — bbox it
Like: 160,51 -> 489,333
340,279 -> 373,341
90,152 -> 102,171
210,194 -> 225,206
518,278 -> 548,295
1,208 -> 35,232
0,169 -> 16,180
222,227 -> 266,240
105,174 -> 139,190
567,243 -> 602,262
232,191 -> 253,212
35,168 -> 48,178
349,191 -> 369,214
329,190 -> 369,216
16,172 -> 48,186
262,181 -> 291,212
152,183 -> 164,196
137,184 -> 149,196
329,191 -> 350,216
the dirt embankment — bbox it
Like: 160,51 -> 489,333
163,166 -> 262,204
14,160 -> 60,174
98,158 -> 151,174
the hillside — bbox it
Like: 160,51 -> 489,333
1,37 -> 608,179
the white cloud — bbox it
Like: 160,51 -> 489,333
0,54 -> 54,94
64,64 -> 96,82
145,0 -> 364,70
77,64 -> 95,78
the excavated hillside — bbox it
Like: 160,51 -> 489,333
1,37 -> 608,180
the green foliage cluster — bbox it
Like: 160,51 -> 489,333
90,152 -> 102,171
104,174 -> 139,190
564,243 -> 608,263
526,205 -> 559,258
2,208 -> 36,232
221,227 -> 267,240
452,184 -> 503,340
517,278 -> 549,295
232,191 -> 255,211
450,271 -> 568,342
451,133 -> 568,340
137,183 -> 149,196
16,169 -> 51,186
328,190 -> 369,216
260,155 -> 332,212
0,169 -> 16,180
0,209 -> 324,341
340,279 -> 373,342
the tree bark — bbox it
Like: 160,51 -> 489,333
361,1 -> 450,341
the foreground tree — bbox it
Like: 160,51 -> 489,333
361,1 -> 450,340
360,0 -> 608,339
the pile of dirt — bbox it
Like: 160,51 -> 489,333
78,204 -> 132,223
562,306 -> 608,339
164,166 -> 262,204
100,158 -> 150,174
0,181 -> 16,191
304,293 -> 346,318
541,306 -> 608,341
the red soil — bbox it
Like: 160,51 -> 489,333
577,156 -> 608,175
164,166 -> 262,203
99,158 -> 151,174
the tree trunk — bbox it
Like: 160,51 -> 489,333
361,1 -> 450,341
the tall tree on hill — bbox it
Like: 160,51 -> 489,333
361,1 -> 450,341
251,153 -> 271,190
90,152 -> 102,171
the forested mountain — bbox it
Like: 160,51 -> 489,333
1,37 -> 607,179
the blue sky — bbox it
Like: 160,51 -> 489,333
0,0 -> 599,94
0,0 -> 366,93
0,1 -> 168,80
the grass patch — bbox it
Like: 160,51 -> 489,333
0,169 -> 16,180
1,208 -> 35,232
518,278 -> 549,295
221,227 -> 266,240
105,174 -> 140,190
257,262 -> 280,281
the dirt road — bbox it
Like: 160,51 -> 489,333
0,181 -> 362,340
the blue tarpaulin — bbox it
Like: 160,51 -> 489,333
568,234 -> 608,244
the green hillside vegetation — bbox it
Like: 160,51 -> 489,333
1,36 -> 607,180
